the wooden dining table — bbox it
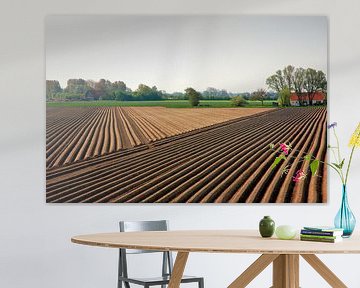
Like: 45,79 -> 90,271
71,230 -> 360,288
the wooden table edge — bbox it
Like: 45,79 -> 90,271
71,237 -> 360,254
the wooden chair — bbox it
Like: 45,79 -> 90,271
118,220 -> 204,288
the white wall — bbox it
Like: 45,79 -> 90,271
1,0 -> 360,287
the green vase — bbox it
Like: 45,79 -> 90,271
259,216 -> 275,238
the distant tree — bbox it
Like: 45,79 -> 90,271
293,68 -> 306,105
46,80 -> 62,100
65,79 -> 89,95
277,87 -> 291,107
112,81 -> 127,92
231,95 -> 247,107
202,87 -> 217,100
320,76 -> 327,103
115,90 -> 133,101
62,79 -> 92,100
283,65 -> 295,90
266,70 -> 286,93
202,87 -> 229,100
185,87 -> 201,107
94,79 -> 114,100
86,80 -> 97,89
303,68 -> 327,105
251,88 -> 267,106
135,84 -> 163,100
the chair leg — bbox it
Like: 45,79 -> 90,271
198,278 -> 204,288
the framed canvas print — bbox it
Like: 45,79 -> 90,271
46,15 -> 327,203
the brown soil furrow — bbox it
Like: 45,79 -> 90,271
47,108 -> 105,168
233,108 -> 322,204
183,109 -> 311,203
149,114 -> 301,203
306,115 -> 328,203
289,109 -> 327,202
125,118 -> 287,203
247,108 -> 325,203
47,111 -> 272,202
46,109 -> 277,178
121,108 -> 149,145
208,110 -> 307,203
239,108 -> 323,203
76,108 -> 108,162
46,109 -> 277,185
273,108 -> 325,203
62,108 -> 108,166
125,108 -> 165,141
78,110 -> 315,203
46,107 -> 98,161
46,107 -> 326,203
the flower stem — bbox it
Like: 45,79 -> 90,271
345,129 -> 360,185
345,145 -> 356,185
333,128 -> 342,163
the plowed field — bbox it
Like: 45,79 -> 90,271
46,106 -> 273,168
46,107 -> 327,203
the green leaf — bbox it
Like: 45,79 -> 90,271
271,154 -> 286,169
332,160 -> 345,169
310,160 -> 320,176
332,162 -> 341,169
269,143 -> 275,149
304,154 -> 312,161
339,159 -> 345,169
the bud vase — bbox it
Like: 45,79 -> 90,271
334,185 -> 356,237
259,216 -> 275,238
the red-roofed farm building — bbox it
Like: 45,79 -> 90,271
290,92 -> 326,106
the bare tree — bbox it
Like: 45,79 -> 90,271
266,70 -> 286,92
251,88 -> 267,106
303,68 -> 327,105
283,65 -> 295,90
293,68 -> 306,106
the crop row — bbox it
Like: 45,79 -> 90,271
46,107 -> 327,203
46,106 -> 272,168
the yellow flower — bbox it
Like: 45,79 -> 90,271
349,123 -> 360,147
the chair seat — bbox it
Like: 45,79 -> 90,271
119,275 -> 202,285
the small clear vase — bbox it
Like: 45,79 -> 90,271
334,185 -> 356,237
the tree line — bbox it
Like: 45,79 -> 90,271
46,79 -> 256,103
46,65 -> 326,108
46,79 -> 164,102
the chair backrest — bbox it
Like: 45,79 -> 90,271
118,220 -> 173,282
119,220 -> 169,254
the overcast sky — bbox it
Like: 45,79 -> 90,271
46,15 -> 327,93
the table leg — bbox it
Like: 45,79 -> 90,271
228,254 -> 279,288
168,252 -> 189,288
301,254 -> 347,288
272,254 -> 299,288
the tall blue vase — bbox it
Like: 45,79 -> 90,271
334,185 -> 356,237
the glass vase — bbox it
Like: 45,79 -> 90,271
334,185 -> 356,237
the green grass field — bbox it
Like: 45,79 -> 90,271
46,100 -> 276,108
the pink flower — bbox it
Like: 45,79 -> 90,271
292,170 -> 306,183
279,143 -> 290,155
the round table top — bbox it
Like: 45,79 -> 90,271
71,230 -> 360,254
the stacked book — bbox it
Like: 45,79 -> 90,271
300,226 -> 344,243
